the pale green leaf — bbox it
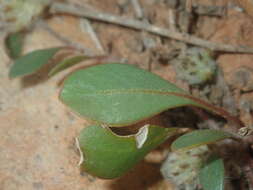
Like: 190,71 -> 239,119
9,47 -> 61,78
171,129 -> 232,151
48,55 -> 87,77
60,63 -> 212,126
78,125 -> 178,179
199,156 -> 225,190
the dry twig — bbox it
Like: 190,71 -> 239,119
50,2 -> 253,54
39,20 -> 96,55
193,5 -> 225,16
130,0 -> 144,19
168,9 -> 177,31
80,18 -> 105,54
185,0 -> 193,13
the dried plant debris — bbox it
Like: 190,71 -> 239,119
236,0 -> 253,17
0,0 -> 51,33
211,69 -> 238,115
239,96 -> 253,113
51,2 -> 253,53
192,5 -> 225,17
190,67 -> 238,116
117,0 -> 131,14
161,145 -> 211,190
231,66 -> 253,93
173,47 -> 217,85
165,0 -> 194,33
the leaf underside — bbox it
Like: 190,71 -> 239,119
78,125 -> 178,179
48,55 -> 87,77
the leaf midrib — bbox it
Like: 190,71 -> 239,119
71,89 -> 188,96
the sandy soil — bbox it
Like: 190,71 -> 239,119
1,0 -> 253,190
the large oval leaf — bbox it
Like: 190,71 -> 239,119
171,129 -> 232,151
78,124 -> 178,179
199,156 -> 225,190
60,63 -> 222,126
9,47 -> 61,78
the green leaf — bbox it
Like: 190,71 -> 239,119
78,125 -> 178,179
60,63 -> 214,126
5,32 -> 24,59
48,55 -> 87,77
171,129 -> 232,151
199,156 -> 225,190
9,47 -> 61,78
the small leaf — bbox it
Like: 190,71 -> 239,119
5,32 -> 24,59
49,55 -> 87,77
199,156 -> 225,190
60,63 -> 242,127
171,129 -> 232,151
9,47 -> 61,78
78,125 -> 178,179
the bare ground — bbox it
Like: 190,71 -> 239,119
1,0 -> 253,189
